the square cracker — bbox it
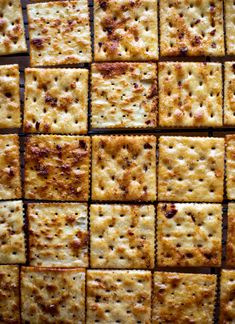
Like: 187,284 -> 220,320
224,62 -> 235,125
157,203 -> 222,267
158,136 -> 224,202
0,0 -> 27,55
90,204 -> 155,269
158,62 -> 222,127
24,135 -> 90,201
87,270 -> 151,323
226,203 -> 235,266
226,135 -> 235,200
225,0 -> 235,55
21,267 -> 85,323
24,68 -> 88,134
0,265 -> 20,323
220,270 -> 235,323
0,134 -> 21,200
91,135 -> 157,201
0,65 -> 21,128
28,203 -> 88,267
91,63 -> 157,129
153,271 -> 216,324
160,0 -> 224,57
27,0 -> 91,66
0,201 -> 25,264
94,0 -> 158,61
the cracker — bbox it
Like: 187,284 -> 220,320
90,204 -> 155,269
24,135 -> 90,201
94,0 -> 158,61
159,62 -> 222,127
225,0 -> 235,55
87,270 -> 151,323
91,63 -> 157,129
21,267 -> 85,323
28,203 -> 88,267
24,68 -> 88,134
226,203 -> 235,266
0,265 -> 20,323
158,136 -> 224,202
153,271 -> 216,323
0,201 -> 25,264
0,0 -> 27,55
0,134 -> 21,200
0,65 -> 21,128
224,62 -> 235,125
91,135 -> 157,201
27,0 -> 91,66
220,270 -> 235,323
157,203 -> 222,267
226,135 -> 235,200
160,0 -> 224,57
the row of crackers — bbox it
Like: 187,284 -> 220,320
0,265 -> 234,323
2,0 -> 235,62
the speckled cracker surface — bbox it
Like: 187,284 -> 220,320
91,63 -> 157,128
160,0 -> 224,57
158,136 -> 224,202
24,135 -> 90,201
87,270 -> 151,324
153,272 -> 216,324
27,0 -> 91,66
227,204 -> 235,266
24,68 -> 88,134
0,201 -> 25,264
226,135 -> 235,200
225,0 -> 235,55
220,270 -> 235,323
91,135 -> 156,201
159,62 -> 222,127
90,204 -> 155,269
94,0 -> 158,61
28,203 -> 88,267
0,65 -> 21,128
224,62 -> 235,125
0,134 -> 21,200
0,265 -> 20,323
157,203 -> 222,267
0,0 -> 26,55
21,267 -> 85,324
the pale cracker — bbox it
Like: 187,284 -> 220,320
28,203 -> 88,267
157,203 -> 222,267
21,267 -> 85,323
0,266 -> 20,323
0,64 -> 21,128
0,134 -> 21,200
226,135 -> 235,200
160,0 -> 224,57
87,270 -> 151,324
225,0 -> 235,55
158,136 -> 224,202
90,204 -> 155,269
159,62 -> 222,127
27,0 -> 91,66
24,68 -> 88,134
220,270 -> 235,323
91,135 -> 157,201
153,271 -> 216,324
224,62 -> 235,125
24,135 -> 90,201
226,203 -> 235,266
91,63 -> 157,128
0,201 -> 25,264
0,0 -> 27,55
94,0 -> 158,61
